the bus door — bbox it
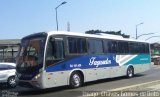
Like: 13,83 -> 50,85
45,37 -> 68,87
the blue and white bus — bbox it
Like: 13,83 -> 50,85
16,31 -> 151,89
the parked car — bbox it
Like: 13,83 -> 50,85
0,63 -> 16,88
152,56 -> 160,65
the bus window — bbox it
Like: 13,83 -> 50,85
45,37 -> 64,67
104,40 -> 109,53
108,40 -> 118,53
88,39 -> 103,54
145,43 -> 150,54
68,37 -> 87,54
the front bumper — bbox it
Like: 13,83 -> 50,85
0,76 -> 8,83
17,80 -> 34,88
16,79 -> 42,89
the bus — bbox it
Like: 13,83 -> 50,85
16,31 -> 151,89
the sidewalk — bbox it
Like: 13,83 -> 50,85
108,81 -> 160,97
80,65 -> 160,97
151,63 -> 160,68
106,65 -> 160,97
109,80 -> 160,92
80,80 -> 160,97
145,84 -> 160,91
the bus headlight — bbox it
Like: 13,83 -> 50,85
35,74 -> 41,79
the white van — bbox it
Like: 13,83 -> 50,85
0,63 -> 16,88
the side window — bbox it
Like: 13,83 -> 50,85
104,40 -> 108,53
53,39 -> 64,59
124,42 -> 129,53
129,42 -> 135,54
45,37 -> 64,67
88,39 -> 95,54
134,43 -> 139,53
68,37 -> 87,54
88,39 -> 103,54
118,41 -> 129,54
145,43 -> 150,54
108,40 -> 117,53
95,40 -> 103,54
8,65 -> 15,69
129,42 -> 142,54
0,64 -> 8,70
141,43 -> 150,54
108,41 -> 112,53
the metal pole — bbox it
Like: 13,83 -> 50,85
136,22 -> 143,39
55,1 -> 67,31
136,26 -> 137,39
2,48 -> 4,62
55,8 -> 58,31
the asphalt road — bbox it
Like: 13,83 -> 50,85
1,66 -> 160,97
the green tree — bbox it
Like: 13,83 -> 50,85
85,30 -> 130,38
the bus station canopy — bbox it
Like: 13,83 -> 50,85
0,39 -> 20,50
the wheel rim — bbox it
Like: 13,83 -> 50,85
128,68 -> 133,77
72,74 -> 81,87
9,77 -> 16,87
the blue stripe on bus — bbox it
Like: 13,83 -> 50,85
46,54 -> 151,72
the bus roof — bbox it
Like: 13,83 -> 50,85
47,31 -> 148,43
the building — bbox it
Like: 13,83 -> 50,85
0,39 -> 20,62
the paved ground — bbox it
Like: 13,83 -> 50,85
1,65 -> 160,97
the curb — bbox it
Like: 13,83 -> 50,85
108,80 -> 160,91
80,80 -> 160,97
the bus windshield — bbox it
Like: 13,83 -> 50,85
16,35 -> 46,74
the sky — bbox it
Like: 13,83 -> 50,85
0,0 -> 160,43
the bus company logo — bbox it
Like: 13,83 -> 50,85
89,57 -> 111,67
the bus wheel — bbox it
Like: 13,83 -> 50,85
7,76 -> 16,88
127,66 -> 134,78
70,72 -> 82,88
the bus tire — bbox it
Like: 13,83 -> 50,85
69,71 -> 82,88
127,66 -> 134,78
7,76 -> 16,88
